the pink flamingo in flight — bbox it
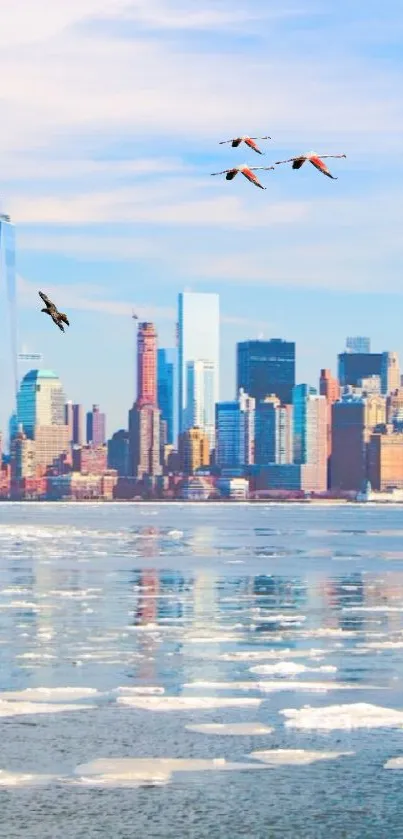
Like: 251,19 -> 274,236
218,135 -> 272,155
211,163 -> 275,189
274,151 -> 347,179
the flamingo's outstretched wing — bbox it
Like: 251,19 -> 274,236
309,156 -> 336,178
244,137 -> 263,154
241,167 -> 266,189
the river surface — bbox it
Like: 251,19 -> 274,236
1,502 -> 403,838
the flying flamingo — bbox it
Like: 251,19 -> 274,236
211,163 -> 275,190
218,135 -> 272,155
274,151 -> 347,179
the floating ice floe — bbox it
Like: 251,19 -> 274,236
186,723 -> 273,736
115,686 -> 165,696
217,649 -> 326,663
72,757 -> 273,788
384,757 -> 403,769
250,749 -> 354,766
281,703 -> 403,731
117,696 -> 262,711
249,662 -> 337,677
0,701 -> 96,718
0,687 -> 99,702
183,680 -> 373,693
0,769 -> 56,787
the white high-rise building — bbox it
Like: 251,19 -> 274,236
186,359 -> 216,449
177,292 -> 219,440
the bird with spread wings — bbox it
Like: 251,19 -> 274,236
38,291 -> 70,333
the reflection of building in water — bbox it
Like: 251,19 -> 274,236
134,569 -> 159,682
252,575 -> 306,632
132,527 -> 160,558
187,526 -> 216,557
363,573 -> 403,633
323,572 -> 403,634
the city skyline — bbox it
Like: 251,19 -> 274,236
0,1 -> 402,440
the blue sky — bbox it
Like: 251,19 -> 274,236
0,0 -> 403,438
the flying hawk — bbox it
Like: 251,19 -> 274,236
38,291 -> 70,333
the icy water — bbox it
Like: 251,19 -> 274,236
1,503 -> 403,838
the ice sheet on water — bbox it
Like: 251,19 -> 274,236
0,687 -> 99,702
186,723 -> 273,736
250,749 -> 354,766
0,701 -> 96,718
0,769 -> 56,787
217,649 -> 326,662
384,757 -> 403,769
249,662 -> 337,677
72,757 -> 273,788
115,686 -> 165,695
117,696 -> 262,711
184,680 -> 372,693
282,703 -> 403,730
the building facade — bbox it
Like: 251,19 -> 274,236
346,336 -> 371,354
368,429 -> 403,491
157,348 -> 174,445
178,427 -> 210,474
185,358 -> 216,450
237,339 -> 295,405
0,213 -> 18,417
177,291 -> 219,436
215,389 -> 255,470
86,404 -> 106,445
331,394 -> 386,491
292,384 -> 327,492
17,369 -> 65,438
137,322 -> 158,406
255,395 -> 293,465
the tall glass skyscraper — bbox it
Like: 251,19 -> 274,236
0,213 -> 18,417
157,348 -> 175,445
186,359 -> 216,449
237,339 -> 295,404
177,291 -> 219,439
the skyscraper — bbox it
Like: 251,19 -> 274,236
255,396 -> 293,465
129,403 -> 162,478
338,351 -> 399,396
381,352 -> 400,395
178,292 -> 219,437
237,339 -> 295,404
128,321 -> 161,478
331,394 -> 386,490
346,336 -> 371,354
215,389 -> 255,469
186,359 -> 215,449
137,322 -> 158,406
17,369 -> 65,438
179,427 -> 210,475
319,368 -> 341,487
292,384 -> 327,492
86,404 -> 106,445
65,401 -> 84,446
338,352 -> 383,388
0,213 -> 18,415
157,348 -> 174,445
